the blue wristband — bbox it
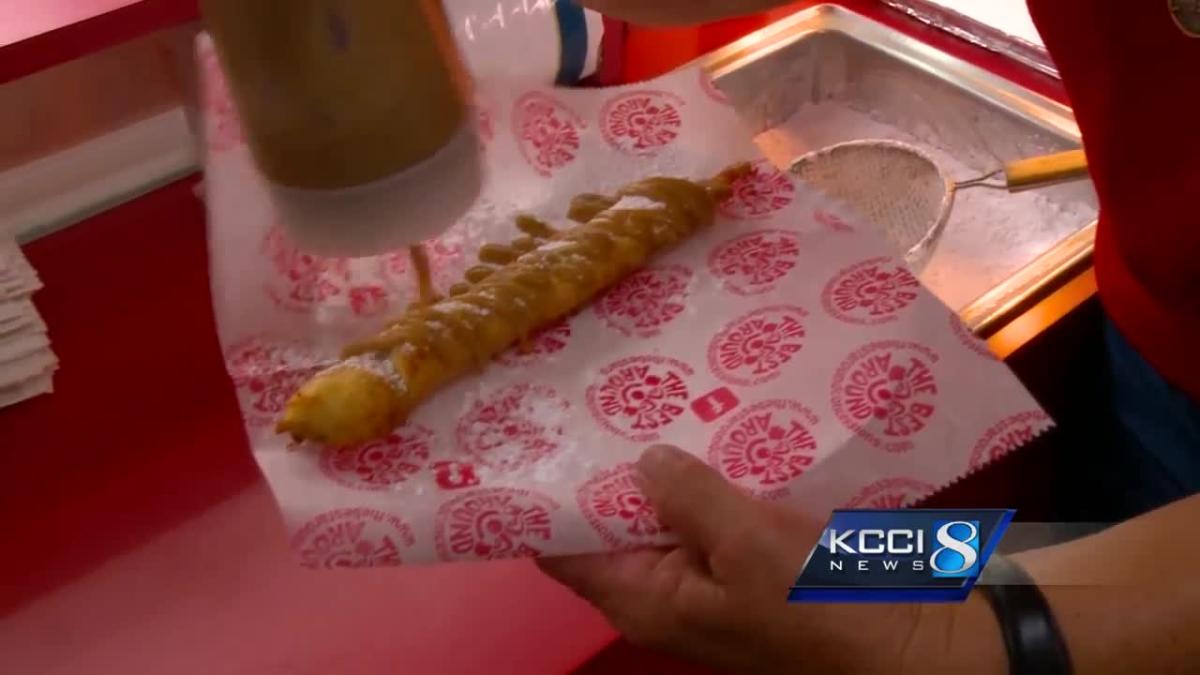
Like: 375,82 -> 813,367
554,0 -> 589,85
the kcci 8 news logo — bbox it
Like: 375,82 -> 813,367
789,509 -> 1014,603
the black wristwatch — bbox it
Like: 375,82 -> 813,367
977,554 -> 1073,675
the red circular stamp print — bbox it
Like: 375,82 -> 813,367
968,411 -> 1053,472
496,319 -> 573,367
708,305 -> 808,387
831,341 -> 941,452
708,400 -> 820,499
431,460 -> 481,491
844,477 -> 937,509
434,488 -> 560,561
512,92 -> 585,176
456,384 -> 570,471
319,426 -> 434,490
950,311 -> 995,359
199,44 -> 243,153
718,160 -> 795,220
698,70 -> 730,104
291,507 -> 416,569
261,226 -> 392,316
225,338 -> 325,430
821,257 -> 921,325
708,229 -> 802,296
600,90 -> 685,156
587,355 -> 695,443
814,209 -> 854,232
577,463 -> 671,549
595,265 -> 693,338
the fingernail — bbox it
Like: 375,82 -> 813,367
639,444 -> 688,474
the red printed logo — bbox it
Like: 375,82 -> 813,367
969,411 -> 1053,471
844,478 -> 937,509
815,209 -> 854,232
225,338 -> 324,429
456,384 -> 570,471
199,43 -> 243,153
822,257 -> 921,326
832,341 -> 941,452
698,70 -> 730,104
319,427 -> 433,490
718,160 -> 795,219
262,226 -> 350,310
513,92 -> 584,176
708,305 -> 807,386
577,463 -> 671,549
595,265 -> 693,338
262,226 -> 392,316
587,356 -> 694,442
708,400 -> 820,499
291,508 -> 415,569
950,311 -> 995,359
348,286 -> 388,316
600,90 -> 685,156
432,460 -> 481,491
708,229 -> 802,296
691,387 -> 741,423
496,320 -> 573,367
434,488 -> 560,561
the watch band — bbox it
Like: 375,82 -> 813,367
978,554 -> 1073,675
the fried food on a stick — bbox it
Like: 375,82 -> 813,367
277,164 -> 750,446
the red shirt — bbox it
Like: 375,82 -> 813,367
1027,0 -> 1200,404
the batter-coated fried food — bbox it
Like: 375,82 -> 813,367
277,164 -> 750,445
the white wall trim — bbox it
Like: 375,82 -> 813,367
1,107 -> 199,243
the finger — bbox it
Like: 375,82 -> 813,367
536,549 -> 665,602
654,547 -> 727,621
636,445 -> 757,556
537,549 -> 703,644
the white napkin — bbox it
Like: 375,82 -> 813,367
0,237 -> 57,406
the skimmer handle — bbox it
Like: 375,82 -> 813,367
1004,149 -> 1090,191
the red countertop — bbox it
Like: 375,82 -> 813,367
0,0 -> 198,83
1,0 -> 152,43
0,175 -> 616,674
0,2 -> 1069,673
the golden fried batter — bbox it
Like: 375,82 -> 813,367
277,164 -> 750,445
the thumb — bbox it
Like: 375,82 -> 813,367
636,444 -> 757,555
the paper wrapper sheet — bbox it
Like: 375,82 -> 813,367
201,38 -> 1052,566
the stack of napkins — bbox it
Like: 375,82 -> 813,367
0,238 -> 56,407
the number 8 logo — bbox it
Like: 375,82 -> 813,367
930,521 -> 980,576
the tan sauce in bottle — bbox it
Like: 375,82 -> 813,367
201,0 -> 471,190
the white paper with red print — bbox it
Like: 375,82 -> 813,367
200,36 -> 1052,567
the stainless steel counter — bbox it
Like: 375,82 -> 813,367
702,5 -> 1098,336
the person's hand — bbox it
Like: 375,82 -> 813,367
578,0 -> 791,27
537,445 -> 937,673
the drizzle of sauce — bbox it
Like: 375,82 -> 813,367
567,194 -> 618,223
280,165 -> 753,445
346,174 -> 732,361
409,244 -> 438,306
338,164 -> 753,419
